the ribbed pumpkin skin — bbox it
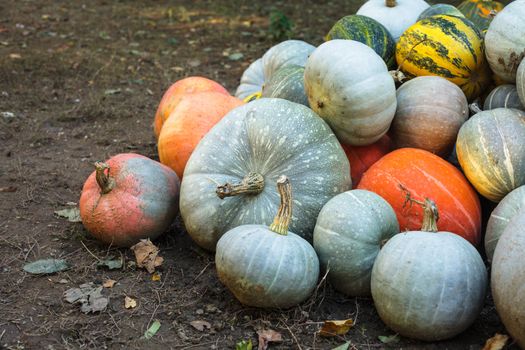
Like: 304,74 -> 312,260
418,4 -> 465,21
484,0 -> 525,83
396,15 -> 491,101
216,225 -> 319,308
79,154 -> 180,247
356,0 -> 430,41
518,59 -> 525,106
313,190 -> 399,297
235,58 -> 264,100
491,211 -> 525,349
372,231 -> 487,341
158,92 -> 243,179
483,84 -> 524,110
261,40 -> 315,81
304,40 -> 397,146
485,185 -> 525,262
325,15 -> 396,69
456,108 -> 525,202
154,77 -> 229,138
342,135 -> 392,187
358,148 -> 482,245
261,65 -> 308,106
180,98 -> 351,251
457,0 -> 503,31
391,76 -> 468,157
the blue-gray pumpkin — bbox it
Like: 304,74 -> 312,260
261,65 -> 308,106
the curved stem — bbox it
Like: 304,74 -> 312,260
469,102 -> 483,115
94,162 -> 115,194
269,175 -> 292,236
386,0 -> 396,7
420,198 -> 439,232
216,172 -> 265,199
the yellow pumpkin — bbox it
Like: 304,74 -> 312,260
396,15 -> 491,101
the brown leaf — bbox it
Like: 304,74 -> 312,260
319,319 -> 354,337
124,296 -> 137,309
482,333 -> 509,350
0,186 -> 17,192
190,320 -> 211,332
257,329 -> 282,350
103,279 -> 116,288
130,239 -> 164,273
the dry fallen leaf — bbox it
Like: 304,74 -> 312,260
130,239 -> 163,273
319,319 -> 354,337
152,272 -> 161,281
64,283 -> 108,313
103,279 -> 116,288
482,333 -> 509,350
125,296 -> 137,309
257,329 -> 282,350
190,320 -> 211,332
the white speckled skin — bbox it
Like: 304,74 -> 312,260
304,40 -> 397,146
371,231 -> 487,341
313,189 -> 399,297
235,58 -> 265,100
180,98 -> 351,251
216,224 -> 319,308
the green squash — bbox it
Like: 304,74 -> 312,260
325,15 -> 396,69
457,0 -> 503,32
180,98 -> 351,251
313,189 -> 399,297
418,4 -> 465,21
261,65 -> 308,106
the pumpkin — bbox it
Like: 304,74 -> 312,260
158,92 -> 244,179
371,199 -> 487,341
79,154 -> 180,247
216,176 -> 319,308
491,209 -> 525,348
358,148 -> 482,245
180,98 -> 351,251
485,185 -> 525,262
418,3 -> 465,20
483,84 -> 524,110
390,76 -> 469,157
261,65 -> 308,106
457,0 -> 503,32
518,58 -> 525,106
484,0 -> 525,83
313,189 -> 399,297
304,40 -> 397,146
396,15 -> 491,101
356,0 -> 430,42
235,58 -> 264,101
456,108 -> 525,202
325,15 -> 396,69
154,76 -> 229,138
341,135 -> 392,187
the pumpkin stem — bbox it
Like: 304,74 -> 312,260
216,172 -> 265,199
269,175 -> 292,235
469,102 -> 483,115
399,184 -> 439,232
94,162 -> 115,194
386,0 -> 396,7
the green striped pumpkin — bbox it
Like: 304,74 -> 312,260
457,0 -> 504,32
418,4 -> 465,20
261,65 -> 309,106
396,15 -> 491,101
325,15 -> 396,69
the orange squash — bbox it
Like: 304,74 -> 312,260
158,92 -> 243,178
358,148 -> 481,245
153,76 -> 229,138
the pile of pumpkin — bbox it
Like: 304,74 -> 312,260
77,0 -> 525,346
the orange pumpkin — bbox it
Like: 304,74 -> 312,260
153,76 -> 229,138
342,135 -> 392,187
158,92 -> 244,178
358,148 -> 481,245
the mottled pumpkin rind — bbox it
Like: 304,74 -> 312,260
483,84 -> 524,110
261,65 -> 309,106
418,4 -> 465,21
457,0 -> 503,31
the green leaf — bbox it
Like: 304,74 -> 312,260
54,207 -> 81,222
228,53 -> 244,61
235,339 -> 252,350
143,320 -> 161,339
331,342 -> 350,350
378,334 -> 400,344
23,259 -> 69,274
97,258 -> 123,270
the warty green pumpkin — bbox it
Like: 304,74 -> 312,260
261,65 -> 308,106
179,98 -> 351,251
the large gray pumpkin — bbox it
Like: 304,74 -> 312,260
483,84 -> 524,111
261,65 -> 308,106
180,98 -> 351,251
313,189 -> 399,297
491,209 -> 525,348
485,185 -> 525,262
304,39 -> 397,146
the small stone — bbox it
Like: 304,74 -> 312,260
195,308 -> 204,315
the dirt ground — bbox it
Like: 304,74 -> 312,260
0,1 -> 518,349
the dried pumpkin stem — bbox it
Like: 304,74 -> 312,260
469,102 -> 483,115
94,162 -> 115,194
399,184 -> 439,232
216,172 -> 265,199
386,0 -> 396,7
269,175 -> 292,236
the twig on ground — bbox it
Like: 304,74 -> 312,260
80,240 -> 102,262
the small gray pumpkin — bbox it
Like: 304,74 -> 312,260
483,84 -> 524,110
180,98 -> 351,251
216,176 -> 320,309
261,65 -> 308,106
235,58 -> 264,100
313,189 -> 399,296
485,185 -> 525,262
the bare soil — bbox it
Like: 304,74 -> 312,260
0,1 -> 517,349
